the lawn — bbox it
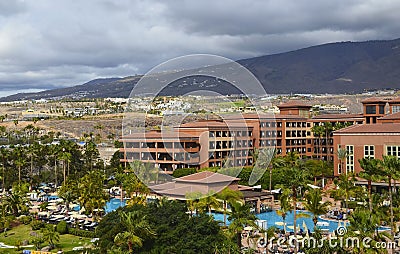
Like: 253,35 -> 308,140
0,224 -> 92,253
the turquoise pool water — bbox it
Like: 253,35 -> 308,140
105,198 -> 126,213
62,198 -> 391,233
71,198 -> 126,213
212,210 -> 341,232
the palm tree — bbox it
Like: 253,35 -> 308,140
58,149 -> 72,185
0,148 -> 9,193
50,145 -> 60,188
311,124 -> 324,159
380,156 -> 400,243
251,148 -> 284,190
14,148 -> 26,183
332,173 -> 356,209
322,122 -> 334,160
303,189 -> 331,228
216,187 -> 243,226
41,225 -> 60,249
275,188 -> 292,232
336,148 -> 349,175
0,202 -> 13,235
114,211 -> 156,253
31,234 -> 45,251
347,208 -> 387,254
78,171 -> 109,218
358,158 -> 382,212
58,178 -> 78,212
122,173 -> 150,206
306,159 -> 322,186
4,183 -> 30,216
198,191 -> 221,215
84,140 -> 99,171
282,152 -> 310,254
4,192 -> 27,216
228,202 -> 258,249
185,191 -> 203,216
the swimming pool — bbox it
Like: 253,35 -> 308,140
105,198 -> 126,213
61,198 -> 391,233
212,210 -> 390,233
212,210 -> 342,232
71,198 -> 126,213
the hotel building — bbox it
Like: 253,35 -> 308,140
120,97 -> 400,177
332,97 -> 400,175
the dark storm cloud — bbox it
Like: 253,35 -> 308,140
0,0 -> 399,94
0,0 -> 26,16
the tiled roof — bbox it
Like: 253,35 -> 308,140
274,115 -> 308,120
311,113 -> 364,120
361,97 -> 388,103
176,171 -> 239,183
389,97 -> 400,104
333,123 -> 400,134
226,113 -> 275,119
231,113 -> 307,120
278,100 -> 312,108
178,120 -> 252,129
150,171 -> 239,199
153,185 -> 209,199
378,112 -> 400,120
121,131 -> 198,140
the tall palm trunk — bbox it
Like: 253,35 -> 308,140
223,201 -> 227,227
128,240 -> 133,254
63,160 -> 66,185
389,177 -> 394,245
2,166 -> 5,193
368,180 -> 372,213
54,159 -> 57,188
18,165 -> 21,183
237,231 -> 241,249
313,216 -> 318,228
325,131 -> 330,161
30,155 -> 33,189
269,167 -> 272,192
292,186 -> 298,254
120,185 -> 124,201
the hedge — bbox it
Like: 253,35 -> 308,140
68,228 -> 96,238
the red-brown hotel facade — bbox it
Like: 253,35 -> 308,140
120,97 -> 400,177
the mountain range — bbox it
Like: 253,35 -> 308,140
2,38 -> 400,101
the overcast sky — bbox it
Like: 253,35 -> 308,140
0,0 -> 399,97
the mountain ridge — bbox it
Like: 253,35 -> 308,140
2,38 -> 400,101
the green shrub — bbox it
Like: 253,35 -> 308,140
56,221 -> 68,234
30,219 -> 45,230
68,228 -> 95,238
172,168 -> 197,178
19,215 -> 32,225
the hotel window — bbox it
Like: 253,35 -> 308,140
366,106 -> 376,114
209,141 -> 215,149
386,145 -> 400,158
379,105 -> 385,114
364,145 -> 375,159
346,145 -> 354,173
393,106 -> 400,113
